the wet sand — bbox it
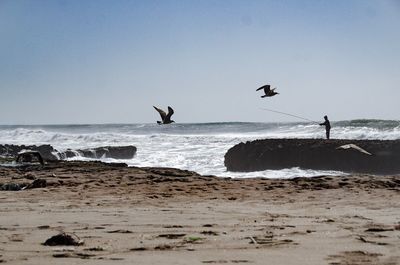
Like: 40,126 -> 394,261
1,161 -> 399,264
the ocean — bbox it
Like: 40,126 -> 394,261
1,120 -> 399,179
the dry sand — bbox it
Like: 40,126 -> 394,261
1,161 -> 399,264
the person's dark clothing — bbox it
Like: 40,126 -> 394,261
320,117 -> 331,139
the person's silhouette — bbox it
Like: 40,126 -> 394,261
319,115 -> 331,139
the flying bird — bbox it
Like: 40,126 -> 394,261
153,106 -> 175,124
256,84 -> 279,98
336,144 -> 372,156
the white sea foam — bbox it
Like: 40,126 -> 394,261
0,121 -> 399,178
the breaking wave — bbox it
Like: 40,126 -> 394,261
0,120 -> 399,178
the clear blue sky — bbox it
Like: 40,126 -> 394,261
1,0 -> 399,124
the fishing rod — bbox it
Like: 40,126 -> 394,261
260,107 -> 319,124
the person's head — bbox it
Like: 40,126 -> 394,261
324,115 -> 328,120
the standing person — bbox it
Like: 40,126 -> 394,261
319,115 -> 331,139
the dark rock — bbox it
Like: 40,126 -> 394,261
224,139 -> 400,174
16,151 -> 44,165
43,232 -> 83,246
1,183 -> 21,191
34,145 -> 58,160
0,144 -> 58,161
61,149 -> 79,159
79,146 -> 137,159
0,144 -> 137,161
58,146 -> 136,160
25,179 -> 47,189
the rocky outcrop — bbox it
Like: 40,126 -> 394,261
224,139 -> 400,174
0,144 -> 58,160
59,146 -> 137,160
0,144 -> 136,161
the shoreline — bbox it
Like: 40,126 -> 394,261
1,161 -> 400,264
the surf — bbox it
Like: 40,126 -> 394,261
0,120 -> 399,178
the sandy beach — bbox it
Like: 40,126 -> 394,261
2,0 -> 400,264
0,161 -> 399,264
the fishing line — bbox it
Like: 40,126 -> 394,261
260,107 -> 318,123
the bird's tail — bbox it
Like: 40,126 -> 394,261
157,121 -> 162,124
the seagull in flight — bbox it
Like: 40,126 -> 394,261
336,144 -> 372,156
256,84 -> 279,98
153,106 -> 175,124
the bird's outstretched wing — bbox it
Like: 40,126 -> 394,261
256,84 -> 271,93
336,144 -> 372,156
153,106 -> 167,121
166,106 -> 174,120
271,88 -> 279,94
